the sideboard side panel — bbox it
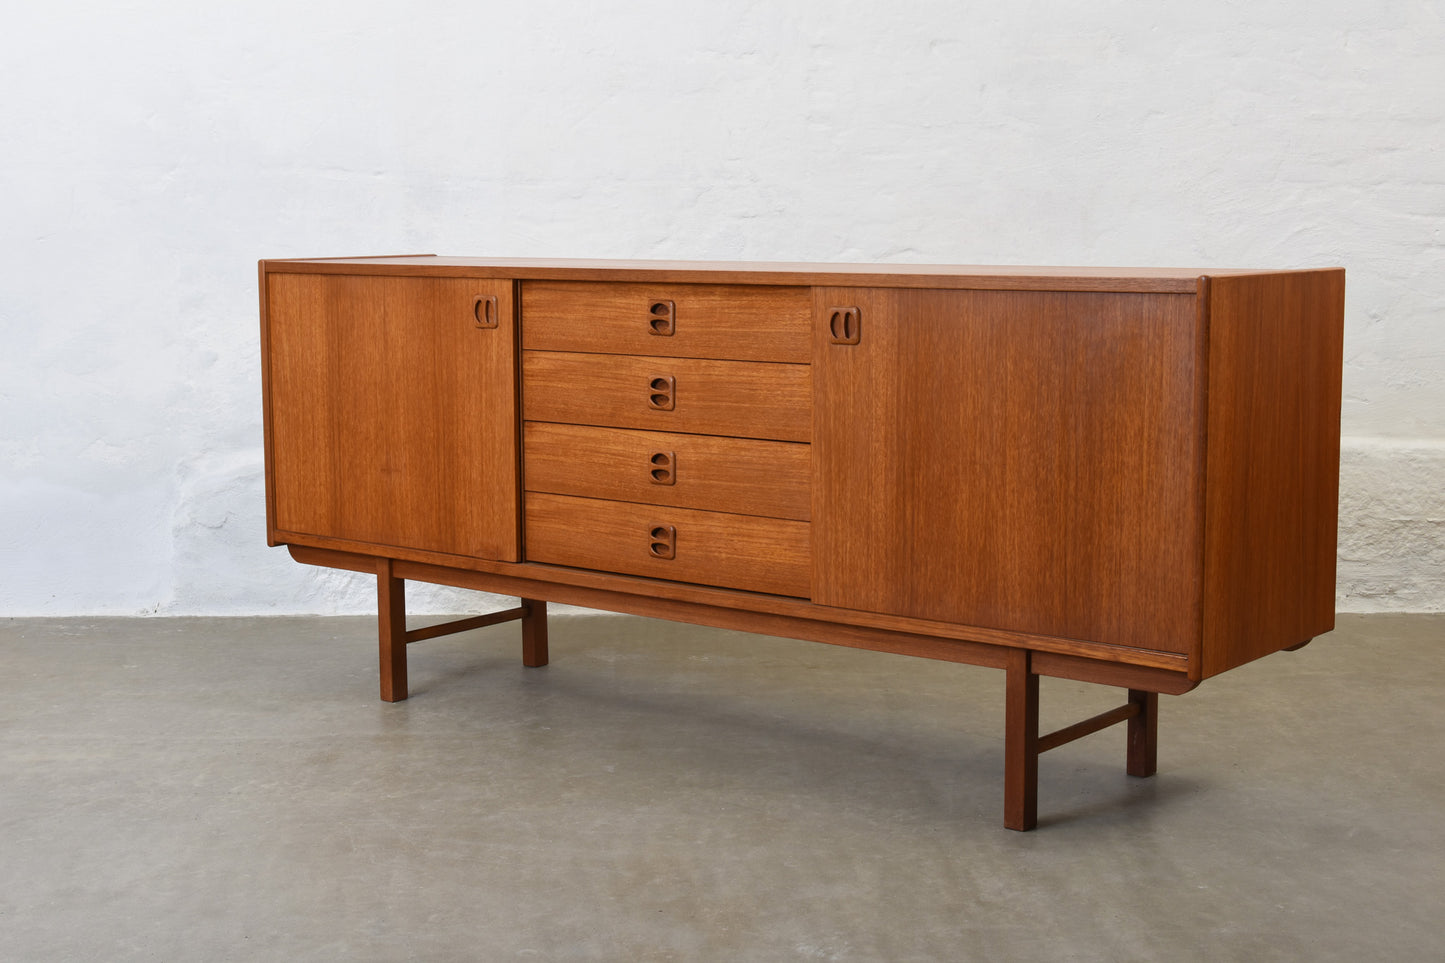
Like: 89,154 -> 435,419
1200,270 -> 1345,678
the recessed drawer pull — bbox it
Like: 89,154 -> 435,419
473,294 -> 499,329
647,375 -> 676,411
648,524 -> 676,559
828,306 -> 861,344
649,451 -> 677,486
648,300 -> 676,336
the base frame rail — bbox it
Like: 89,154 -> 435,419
371,560 -> 1162,829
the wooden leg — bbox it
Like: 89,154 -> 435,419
377,558 -> 408,703
521,598 -> 549,667
1004,649 -> 1040,831
1126,688 -> 1158,777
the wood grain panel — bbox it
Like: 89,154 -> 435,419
265,272 -> 519,560
521,281 -> 810,361
1200,269 -> 1345,678
813,287 -> 1202,654
525,493 -> 810,597
523,351 -> 811,442
523,423 -> 810,519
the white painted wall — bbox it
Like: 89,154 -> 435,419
2,0 -> 1441,615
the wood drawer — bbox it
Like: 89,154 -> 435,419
525,493 -> 811,598
523,351 -> 811,442
522,281 -> 810,362
525,423 -> 810,520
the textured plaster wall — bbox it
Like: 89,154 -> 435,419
1,0 -> 1441,615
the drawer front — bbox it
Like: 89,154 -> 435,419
522,281 -> 810,362
525,423 -> 811,520
525,493 -> 811,598
523,351 -> 811,442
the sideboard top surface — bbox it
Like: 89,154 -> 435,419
261,256 -> 1341,294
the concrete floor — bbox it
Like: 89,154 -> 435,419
1,613 -> 1440,961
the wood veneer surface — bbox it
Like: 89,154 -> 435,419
521,281 -> 810,362
1200,269 -> 1345,678
813,287 -> 1201,655
523,351 -> 811,442
265,273 -> 519,560
525,493 -> 811,598
523,423 -> 811,520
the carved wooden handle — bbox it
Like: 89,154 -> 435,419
648,524 -> 676,559
473,295 -> 499,329
828,306 -> 861,344
648,300 -> 675,336
649,451 -> 677,486
647,375 -> 676,410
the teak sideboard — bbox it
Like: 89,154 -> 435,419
258,256 -> 1345,830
